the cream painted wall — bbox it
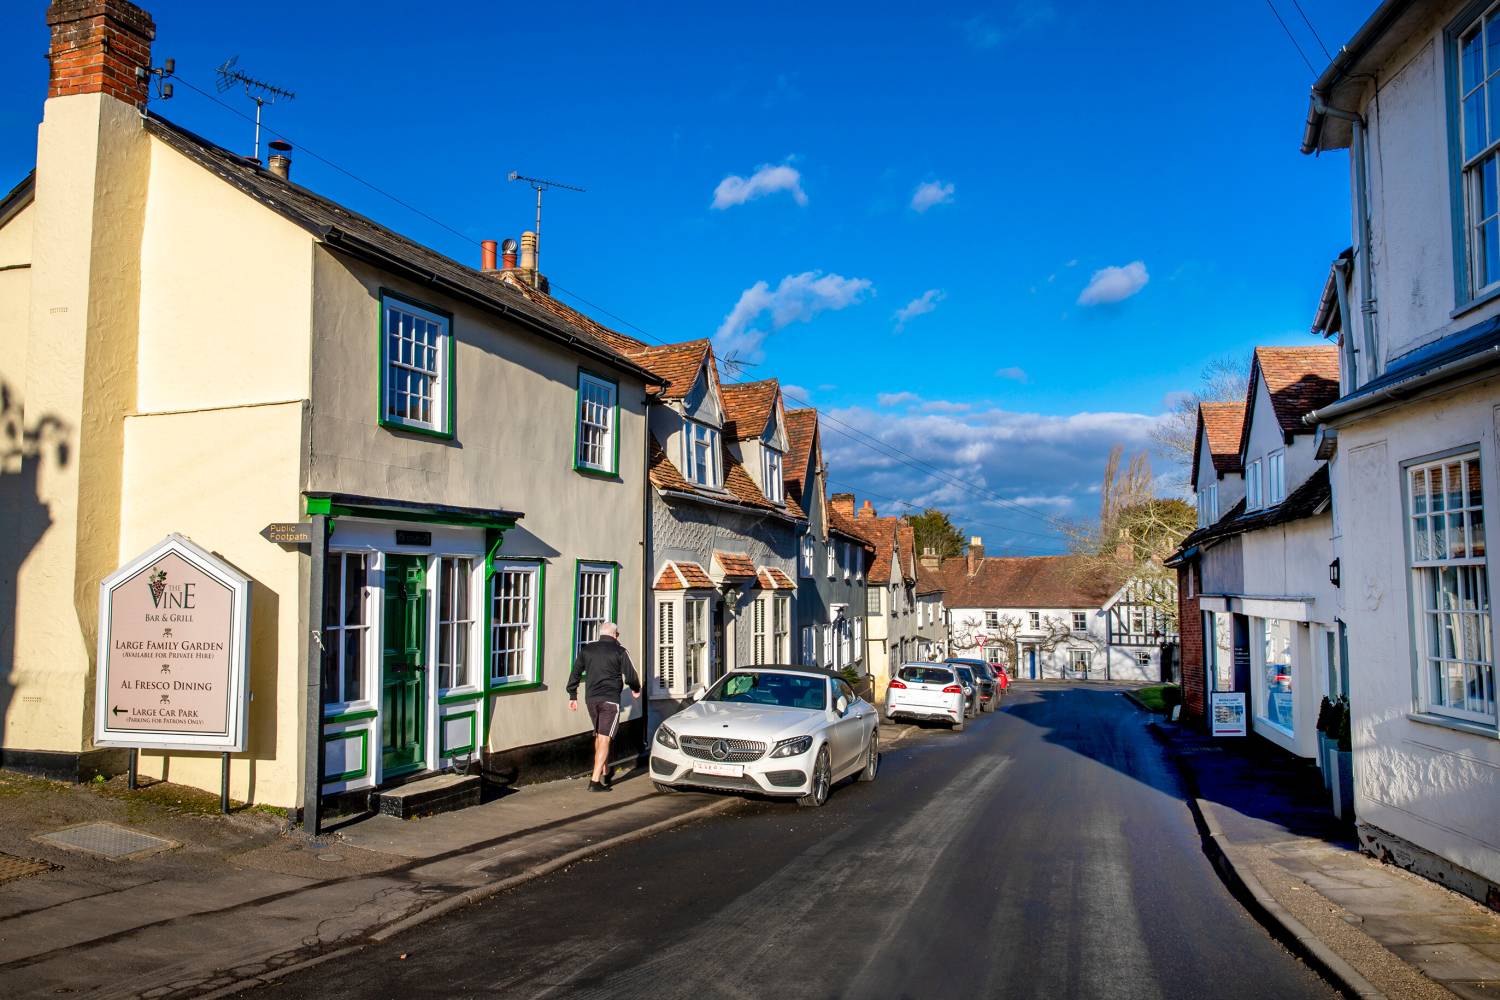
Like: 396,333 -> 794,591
0,199 -> 32,452
305,252 -> 648,754
136,143 -> 314,412
1331,378 -> 1500,886
119,402 -> 307,806
7,93 -> 149,753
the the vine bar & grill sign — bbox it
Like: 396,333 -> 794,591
94,534 -> 252,752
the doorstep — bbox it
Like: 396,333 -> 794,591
370,773 -> 481,820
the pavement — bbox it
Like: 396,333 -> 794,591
0,757 -> 750,999
228,683 -> 1338,1000
1150,717 -> 1500,1000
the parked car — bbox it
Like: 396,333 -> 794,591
951,664 -> 981,719
885,662 -> 967,731
651,667 -> 879,808
946,657 -> 998,712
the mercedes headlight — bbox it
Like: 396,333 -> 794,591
770,735 -> 813,758
655,724 -> 679,750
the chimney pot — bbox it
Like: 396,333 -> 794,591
857,500 -> 876,520
501,238 -> 517,270
518,231 -> 537,271
481,239 -> 498,271
267,140 -> 292,180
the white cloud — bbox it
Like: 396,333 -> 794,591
994,366 -> 1029,383
712,162 -> 807,210
877,391 -> 921,408
782,385 -> 813,405
713,271 -> 874,363
1077,260 -> 1149,306
910,180 -> 955,213
893,289 -> 945,330
919,400 -> 972,413
962,4 -> 1056,49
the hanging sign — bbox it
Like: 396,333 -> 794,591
1210,691 -> 1247,737
94,534 -> 252,752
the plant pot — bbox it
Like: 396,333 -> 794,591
1331,749 -> 1355,820
1317,733 -> 1333,791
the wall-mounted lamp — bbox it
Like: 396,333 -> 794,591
1329,558 -> 1341,588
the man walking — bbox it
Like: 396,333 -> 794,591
567,622 -> 641,792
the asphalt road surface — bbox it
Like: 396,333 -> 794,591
240,683 -> 1336,1000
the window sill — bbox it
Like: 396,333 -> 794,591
490,680 -> 545,695
324,705 -> 377,724
1407,711 -> 1498,739
573,465 -> 622,482
1450,283 -> 1500,320
380,417 -> 455,442
438,688 -> 484,705
1255,715 -> 1296,740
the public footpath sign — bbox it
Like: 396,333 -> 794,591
1210,692 -> 1248,737
94,534 -> 252,752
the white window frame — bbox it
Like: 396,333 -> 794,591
381,295 -> 451,435
800,534 -> 815,578
1028,610 -> 1040,630
826,540 -> 836,579
1070,649 -> 1092,673
1246,459 -> 1263,510
1072,611 -> 1088,634
986,610 -> 1001,630
1457,8 -> 1500,299
436,556 -> 478,692
576,372 -> 618,474
322,551 -> 373,709
1268,450 -> 1286,505
855,546 -> 864,582
1135,651 -> 1152,668
801,625 -> 816,666
762,447 -> 784,504
684,419 -> 720,488
821,623 -> 834,667
1199,482 -> 1219,529
490,560 -> 541,686
1408,451 -> 1494,724
842,541 -> 851,580
774,595 -> 791,662
575,562 -> 614,652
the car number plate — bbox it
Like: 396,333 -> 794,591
694,762 -> 744,778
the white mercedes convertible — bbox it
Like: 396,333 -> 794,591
650,667 -> 879,807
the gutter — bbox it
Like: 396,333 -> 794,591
657,488 -> 801,524
1300,0 -> 1418,155
1304,344 -> 1500,426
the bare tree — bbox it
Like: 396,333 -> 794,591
1154,355 -> 1250,486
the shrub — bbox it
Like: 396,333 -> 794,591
1160,685 -> 1183,711
1336,698 -> 1353,752
1316,696 -> 1335,734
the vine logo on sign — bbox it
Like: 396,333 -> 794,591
146,566 -> 196,610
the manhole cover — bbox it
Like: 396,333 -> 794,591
0,852 -> 58,884
34,822 -> 177,860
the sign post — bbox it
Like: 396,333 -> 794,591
95,534 -> 252,808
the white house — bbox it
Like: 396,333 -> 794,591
936,542 -> 1167,682
1171,348 -> 1343,760
1301,0 -> 1500,905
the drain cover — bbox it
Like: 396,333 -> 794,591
35,822 -> 177,860
0,852 -> 58,884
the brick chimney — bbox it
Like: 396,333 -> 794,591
830,493 -> 855,520
966,536 -> 984,576
920,546 -> 941,572
857,499 -> 877,520
47,0 -> 156,105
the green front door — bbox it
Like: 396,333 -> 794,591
382,554 -> 427,777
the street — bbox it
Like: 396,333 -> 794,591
237,683 -> 1335,1000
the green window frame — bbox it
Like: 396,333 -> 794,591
486,558 -> 546,690
574,369 -> 621,477
573,559 -> 620,653
378,288 -> 456,439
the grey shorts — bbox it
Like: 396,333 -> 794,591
586,699 -> 620,738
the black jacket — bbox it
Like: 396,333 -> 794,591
566,635 -> 641,702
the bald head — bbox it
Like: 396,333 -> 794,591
600,622 -> 620,639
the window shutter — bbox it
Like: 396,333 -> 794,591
753,599 -> 766,663
657,601 -> 675,694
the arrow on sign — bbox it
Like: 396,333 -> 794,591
111,705 -> 127,717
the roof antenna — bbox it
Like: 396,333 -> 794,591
507,172 -> 585,274
215,55 -> 296,161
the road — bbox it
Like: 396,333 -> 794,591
238,683 -> 1336,1000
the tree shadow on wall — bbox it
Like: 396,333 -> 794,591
0,380 -> 70,754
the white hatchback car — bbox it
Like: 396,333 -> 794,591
885,662 -> 967,731
651,667 -> 879,808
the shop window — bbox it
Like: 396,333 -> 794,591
322,552 -> 369,705
437,557 -> 476,690
1408,453 -> 1494,723
380,294 -> 453,437
1261,618 -> 1295,733
490,562 -> 540,685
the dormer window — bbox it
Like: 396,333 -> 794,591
1246,459 -> 1263,510
763,447 -> 784,504
1198,483 -> 1218,528
684,420 -> 720,488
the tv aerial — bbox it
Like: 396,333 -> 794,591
215,56 -> 296,161
507,172 -> 585,273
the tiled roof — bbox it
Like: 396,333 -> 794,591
1192,401 -> 1246,490
898,524 -> 917,585
713,551 -> 756,579
1248,346 -> 1341,439
915,563 -> 945,597
654,561 -> 715,590
757,567 -> 796,590
1173,465 -> 1331,556
784,408 -> 819,505
929,555 -> 1121,610
649,438 -> 805,520
849,514 -> 908,583
828,506 -> 875,549
504,278 -> 649,356
721,380 -> 780,440
140,116 -> 663,388
632,341 -> 711,400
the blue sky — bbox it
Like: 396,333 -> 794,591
0,1 -> 1373,554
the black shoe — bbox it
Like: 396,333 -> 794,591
588,780 -> 610,792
